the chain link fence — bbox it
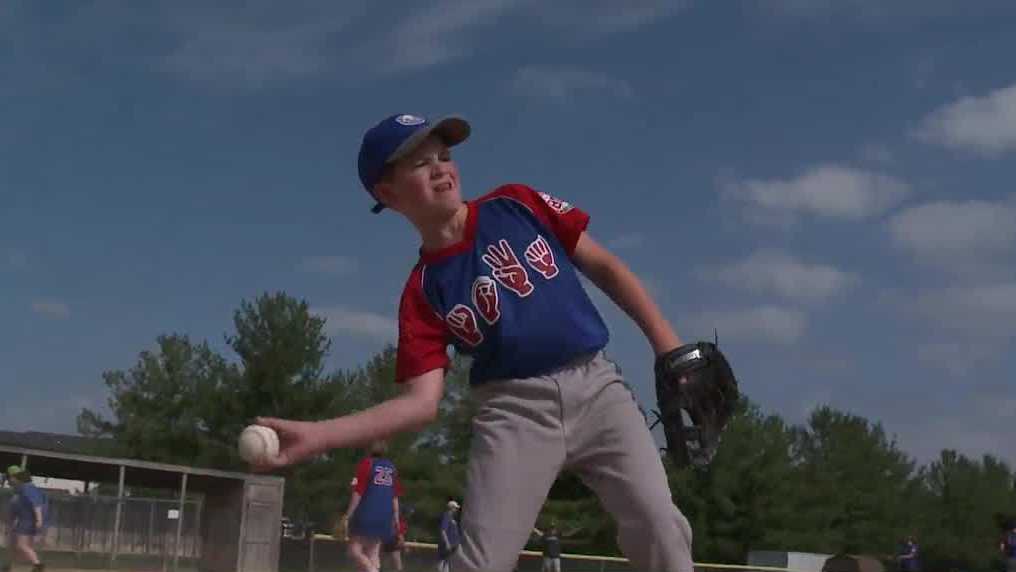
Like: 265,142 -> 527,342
1,488 -> 202,571
293,536 -> 771,572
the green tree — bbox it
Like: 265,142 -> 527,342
224,292 -> 332,419
787,407 -> 916,556
673,400 -> 797,563
77,334 -> 239,467
916,451 -> 1016,571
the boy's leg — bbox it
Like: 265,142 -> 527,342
14,535 -> 40,567
563,354 -> 694,572
347,537 -> 376,572
452,379 -> 567,572
369,539 -> 381,572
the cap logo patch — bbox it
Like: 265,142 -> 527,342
395,114 -> 425,126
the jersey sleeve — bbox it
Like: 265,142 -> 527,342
394,474 -> 404,497
352,458 -> 372,495
440,513 -> 451,533
25,487 -> 44,509
486,184 -> 590,255
396,265 -> 450,383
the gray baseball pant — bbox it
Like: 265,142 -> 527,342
450,351 -> 694,572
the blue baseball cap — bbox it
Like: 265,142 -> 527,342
357,114 -> 471,213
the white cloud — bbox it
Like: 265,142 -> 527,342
898,398 -> 1016,463
167,28 -> 329,87
297,255 -> 358,275
31,300 -> 70,319
752,0 -> 940,23
723,164 -> 910,222
689,306 -> 807,345
536,1 -> 690,37
164,3 -> 355,87
913,82 -> 1016,156
314,306 -> 397,342
889,198 -> 1016,266
916,342 -> 998,379
908,282 -> 1016,338
5,1 -> 686,88
376,0 -> 684,73
511,66 -> 634,101
381,0 -> 519,73
701,250 -> 856,303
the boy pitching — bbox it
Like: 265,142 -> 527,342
254,113 -> 694,572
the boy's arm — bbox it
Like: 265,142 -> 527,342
256,368 -> 445,468
392,497 -> 400,531
344,492 -> 362,521
440,516 -> 451,546
572,232 -> 682,355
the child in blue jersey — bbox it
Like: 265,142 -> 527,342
2,466 -> 46,572
1001,523 -> 1016,572
341,440 -> 401,572
254,114 -> 694,572
896,535 -> 920,572
437,500 -> 461,572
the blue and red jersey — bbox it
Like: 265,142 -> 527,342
396,184 -> 609,385
350,456 -> 402,531
10,482 -> 46,528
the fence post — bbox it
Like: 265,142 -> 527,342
172,473 -> 189,572
193,496 -> 204,557
110,465 -> 126,566
308,533 -> 316,572
148,501 -> 156,555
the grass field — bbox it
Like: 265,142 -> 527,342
5,536 -> 785,572
0,547 -> 198,572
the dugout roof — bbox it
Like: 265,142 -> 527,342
0,440 -> 281,492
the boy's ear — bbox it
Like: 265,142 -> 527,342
373,181 -> 396,210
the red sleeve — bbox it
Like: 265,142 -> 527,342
394,475 -> 404,497
396,265 -> 450,383
352,458 -> 372,495
482,184 -> 590,255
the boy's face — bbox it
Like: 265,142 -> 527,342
376,135 -> 462,220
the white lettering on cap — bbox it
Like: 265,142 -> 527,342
395,114 -> 425,126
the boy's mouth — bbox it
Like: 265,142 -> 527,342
435,181 -> 454,193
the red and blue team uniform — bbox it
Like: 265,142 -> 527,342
1004,530 -> 1016,558
10,482 -> 47,535
349,457 -> 402,540
396,184 -> 609,385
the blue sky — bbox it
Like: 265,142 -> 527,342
2,0 -> 1014,464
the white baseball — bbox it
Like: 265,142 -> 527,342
238,425 -> 279,464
